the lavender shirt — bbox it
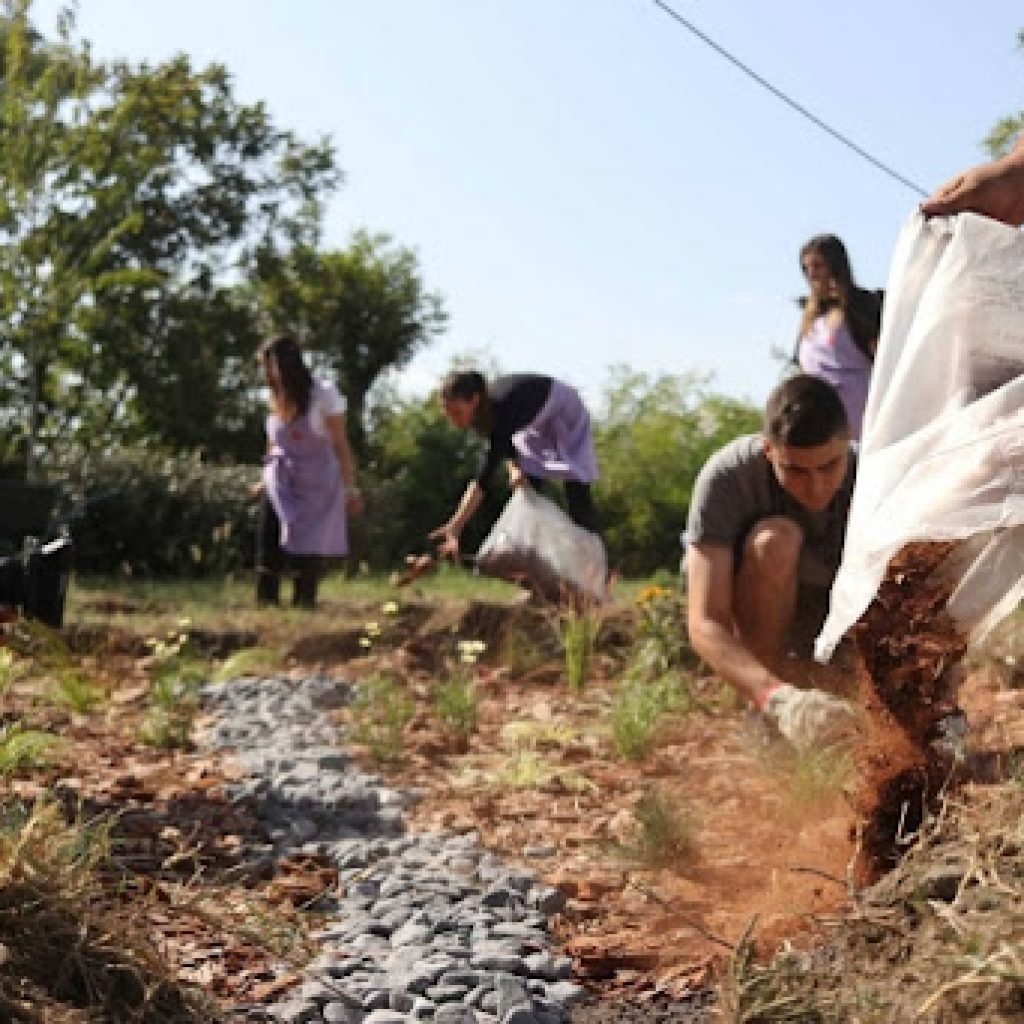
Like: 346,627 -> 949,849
799,315 -> 872,439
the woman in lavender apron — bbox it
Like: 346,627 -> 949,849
430,370 -> 599,560
255,335 -> 363,608
795,234 -> 883,441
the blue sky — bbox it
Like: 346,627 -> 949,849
32,1 -> 1024,410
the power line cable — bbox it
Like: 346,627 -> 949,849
650,0 -> 928,198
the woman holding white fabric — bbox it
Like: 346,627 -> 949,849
255,335 -> 363,608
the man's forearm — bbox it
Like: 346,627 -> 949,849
447,481 -> 484,533
690,618 -> 784,708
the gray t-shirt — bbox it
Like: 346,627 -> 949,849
686,434 -> 857,587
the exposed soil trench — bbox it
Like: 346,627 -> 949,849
851,541 -> 968,875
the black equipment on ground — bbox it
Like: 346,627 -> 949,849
0,482 -> 73,628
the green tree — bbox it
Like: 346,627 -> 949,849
0,3 -> 339,464
595,367 -> 760,575
256,232 -> 448,454
0,4 -> 116,475
65,49 -> 338,460
984,30 -> 1024,156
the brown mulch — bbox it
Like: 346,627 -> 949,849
4,571 -> 1024,1020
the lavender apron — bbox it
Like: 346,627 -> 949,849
799,316 -> 872,440
511,380 -> 599,483
263,412 -> 348,556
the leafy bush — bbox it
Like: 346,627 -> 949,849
140,637 -> 208,749
139,707 -> 192,750
49,446 -> 259,578
595,368 -> 760,575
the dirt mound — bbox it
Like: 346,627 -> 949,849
288,627 -> 369,663
64,623 -> 258,659
836,541 -> 978,880
856,541 -> 965,746
723,781 -> 1024,1022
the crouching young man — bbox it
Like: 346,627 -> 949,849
685,374 -> 856,748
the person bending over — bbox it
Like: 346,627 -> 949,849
430,370 -> 599,559
685,374 -> 855,748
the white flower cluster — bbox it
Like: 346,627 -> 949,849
457,639 -> 487,664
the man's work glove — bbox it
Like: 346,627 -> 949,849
763,684 -> 857,750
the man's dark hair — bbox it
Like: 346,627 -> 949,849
764,374 -> 849,447
440,369 -> 487,403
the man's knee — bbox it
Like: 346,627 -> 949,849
741,517 -> 803,575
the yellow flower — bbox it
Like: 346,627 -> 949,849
359,637 -> 372,649
382,601 -> 399,615
636,585 -> 670,607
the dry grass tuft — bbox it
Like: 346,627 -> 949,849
0,799 -> 221,1023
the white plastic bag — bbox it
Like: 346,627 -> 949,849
475,487 -> 607,603
816,212 -> 1024,661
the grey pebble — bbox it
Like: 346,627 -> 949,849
200,676 -> 586,1024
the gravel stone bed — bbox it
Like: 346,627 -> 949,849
200,674 -> 587,1024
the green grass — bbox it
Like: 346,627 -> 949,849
67,572 -> 679,644
214,646 -> 285,682
489,751 -> 552,790
49,671 -> 104,714
0,799 -> 215,1022
608,671 -> 691,760
70,566 -> 519,615
482,749 -> 596,794
139,656 -> 209,749
0,723 -> 62,774
629,789 -> 697,867
559,607 -> 597,691
501,719 -> 580,751
764,743 -> 855,807
434,673 -> 478,741
349,673 -> 415,762
139,707 -> 192,749
0,648 -> 25,697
